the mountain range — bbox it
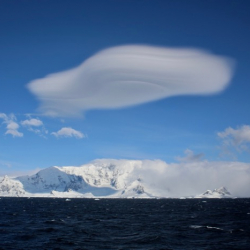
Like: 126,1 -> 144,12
0,159 -> 233,198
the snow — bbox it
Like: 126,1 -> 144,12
0,159 -> 236,198
0,175 -> 26,197
195,187 -> 232,198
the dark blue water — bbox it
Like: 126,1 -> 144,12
0,198 -> 249,249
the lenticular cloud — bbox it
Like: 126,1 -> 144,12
27,45 -> 234,117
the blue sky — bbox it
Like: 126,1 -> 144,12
1,0 -> 250,174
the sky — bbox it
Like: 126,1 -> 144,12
0,0 -> 250,178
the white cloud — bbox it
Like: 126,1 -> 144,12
21,118 -> 43,127
92,158 -> 250,197
6,121 -> 19,130
140,159 -> 250,197
51,127 -> 84,139
21,118 -> 47,137
218,125 -> 250,152
27,45 -> 234,117
0,113 -> 23,137
5,129 -> 23,137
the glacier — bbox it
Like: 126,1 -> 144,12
0,159 -> 235,198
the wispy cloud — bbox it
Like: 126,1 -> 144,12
0,160 -> 12,168
0,114 -> 83,139
27,45 -> 234,117
51,127 -> 84,139
0,113 -> 23,137
21,117 -> 47,137
0,113 -> 7,120
218,125 -> 250,154
176,149 -> 204,162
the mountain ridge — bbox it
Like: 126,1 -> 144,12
0,159 -> 235,198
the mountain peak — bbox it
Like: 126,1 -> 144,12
214,186 -> 231,195
196,187 -> 232,198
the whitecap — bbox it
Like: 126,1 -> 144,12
206,226 -> 223,230
190,225 -> 203,229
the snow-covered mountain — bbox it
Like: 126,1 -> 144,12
0,159 -> 235,198
0,160 -> 153,198
195,187 -> 232,198
0,175 -> 26,197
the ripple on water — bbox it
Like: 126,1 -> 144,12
0,198 -> 249,249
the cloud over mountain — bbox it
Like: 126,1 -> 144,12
27,45 -> 234,117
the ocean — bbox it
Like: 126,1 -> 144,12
0,198 -> 249,249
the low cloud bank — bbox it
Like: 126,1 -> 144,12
92,158 -> 250,197
142,160 -> 250,197
28,45 -> 234,117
